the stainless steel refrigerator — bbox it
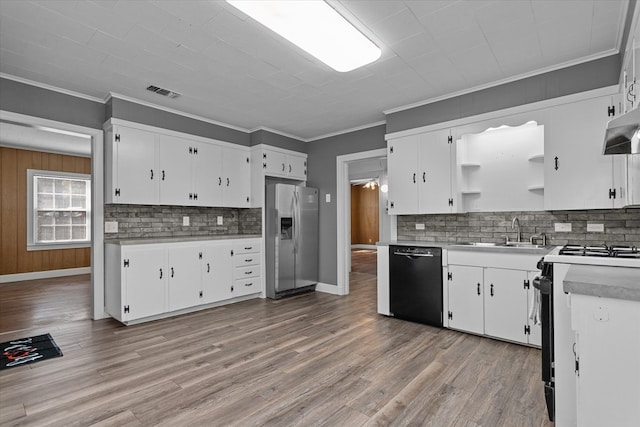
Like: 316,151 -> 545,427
266,183 -> 319,299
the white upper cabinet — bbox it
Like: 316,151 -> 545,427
105,125 -> 159,205
545,94 -> 624,210
158,134 -> 195,206
104,119 -> 251,208
260,147 -> 307,181
387,134 -> 419,214
222,146 -> 251,207
387,129 -> 457,215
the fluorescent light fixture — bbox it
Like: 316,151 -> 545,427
226,0 -> 381,72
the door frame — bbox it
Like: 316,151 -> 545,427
0,110 -> 106,319
336,148 -> 394,295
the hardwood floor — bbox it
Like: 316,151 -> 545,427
0,270 -> 552,426
351,249 -> 377,276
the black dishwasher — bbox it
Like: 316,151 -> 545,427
389,246 -> 443,327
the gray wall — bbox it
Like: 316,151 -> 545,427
109,97 -> 250,146
386,55 -> 621,133
397,209 -> 640,247
0,77 -> 106,129
306,124 -> 386,285
250,129 -> 307,153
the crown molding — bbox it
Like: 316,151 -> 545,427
249,126 -> 307,142
306,120 -> 386,142
0,73 -> 105,103
383,49 -> 620,115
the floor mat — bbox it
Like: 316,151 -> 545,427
1,333 -> 63,370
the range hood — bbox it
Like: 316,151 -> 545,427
603,107 -> 640,154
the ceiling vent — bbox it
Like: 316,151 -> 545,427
146,85 -> 181,99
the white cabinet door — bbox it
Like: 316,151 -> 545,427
484,268 -> 529,344
263,149 -> 287,177
526,271 -> 542,346
387,135 -> 419,214
158,135 -> 192,206
113,126 -> 158,205
448,265 -> 484,335
193,142 -> 223,206
222,147 -> 251,207
202,243 -> 233,303
287,154 -> 307,180
122,247 -> 167,321
419,129 -> 454,213
545,95 -> 618,210
167,246 -> 202,312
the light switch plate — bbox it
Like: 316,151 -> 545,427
217,216 -> 223,225
104,221 -> 118,233
554,223 -> 572,232
183,216 -> 189,226
415,223 -> 425,230
587,223 -> 604,232
325,193 -> 331,203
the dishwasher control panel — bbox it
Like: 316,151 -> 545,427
392,246 -> 440,257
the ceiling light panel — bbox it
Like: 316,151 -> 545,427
226,0 -> 381,72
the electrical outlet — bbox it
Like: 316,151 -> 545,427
587,223 -> 604,232
415,223 -> 425,230
104,221 -> 118,233
217,216 -> 223,225
183,216 -> 189,226
554,223 -> 572,232
325,193 -> 331,203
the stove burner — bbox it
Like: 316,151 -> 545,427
559,244 -> 639,258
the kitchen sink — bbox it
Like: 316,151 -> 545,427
454,242 -> 553,250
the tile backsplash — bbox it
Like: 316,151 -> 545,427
397,208 -> 640,247
104,205 -> 261,240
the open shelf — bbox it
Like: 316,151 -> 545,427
460,162 -> 481,168
528,185 -> 544,191
461,190 -> 481,195
528,154 -> 544,162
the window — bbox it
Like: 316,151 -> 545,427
27,169 -> 91,250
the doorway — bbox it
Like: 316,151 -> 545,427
336,148 -> 395,295
0,110 -> 105,320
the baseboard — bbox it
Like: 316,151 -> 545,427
351,244 -> 377,250
315,282 -> 343,295
0,267 -> 91,283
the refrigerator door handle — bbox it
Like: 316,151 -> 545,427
293,190 -> 299,254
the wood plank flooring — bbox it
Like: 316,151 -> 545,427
0,265 -> 553,426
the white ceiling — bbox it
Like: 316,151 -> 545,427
0,0 -> 630,141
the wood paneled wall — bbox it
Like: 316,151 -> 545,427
351,184 -> 379,245
0,147 -> 91,275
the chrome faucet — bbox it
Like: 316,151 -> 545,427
512,216 -> 521,242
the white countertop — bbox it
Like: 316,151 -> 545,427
378,240 -> 555,256
105,234 -> 261,245
564,264 -> 640,301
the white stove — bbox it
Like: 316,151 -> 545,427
544,244 -> 640,268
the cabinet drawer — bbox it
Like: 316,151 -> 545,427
236,265 -> 261,279
234,278 -> 260,296
234,253 -> 259,267
234,241 -> 260,254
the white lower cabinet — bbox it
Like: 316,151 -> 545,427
446,251 -> 542,346
105,245 -> 168,323
202,242 -> 234,304
167,245 -> 203,312
106,238 -> 261,325
447,265 -> 484,335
